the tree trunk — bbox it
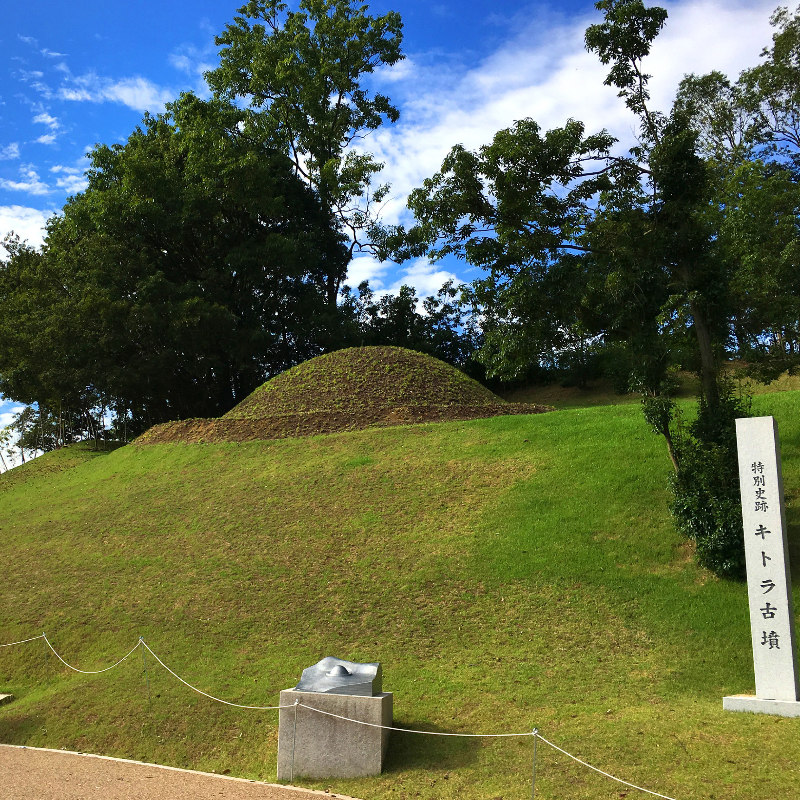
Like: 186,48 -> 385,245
326,273 -> 341,307
664,427 -> 680,474
689,297 -> 719,407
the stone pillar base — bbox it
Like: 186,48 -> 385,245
723,694 -> 800,718
277,689 -> 392,780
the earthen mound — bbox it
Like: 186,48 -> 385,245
137,346 -> 552,444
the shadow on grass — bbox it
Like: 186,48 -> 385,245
382,721 -> 482,773
0,713 -> 40,745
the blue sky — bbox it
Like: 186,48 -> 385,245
0,0 -> 781,447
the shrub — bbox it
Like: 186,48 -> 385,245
667,381 -> 750,579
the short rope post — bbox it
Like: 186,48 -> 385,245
42,633 -> 48,674
531,728 -> 539,800
291,699 -> 299,783
140,638 -> 151,704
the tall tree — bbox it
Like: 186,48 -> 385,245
377,1 -> 800,577
374,119 -> 619,380
741,4 -> 800,164
674,6 -> 800,377
0,95 -> 348,432
206,0 -> 404,304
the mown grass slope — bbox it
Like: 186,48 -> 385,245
0,394 -> 799,799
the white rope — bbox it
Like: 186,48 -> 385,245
0,634 -> 45,648
43,635 -> 141,675
536,733 -> 678,800
0,630 -> 680,800
140,641 -> 292,711
298,703 -> 536,737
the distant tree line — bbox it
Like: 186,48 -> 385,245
1,0 -> 799,577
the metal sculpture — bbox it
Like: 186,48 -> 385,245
294,656 -> 382,696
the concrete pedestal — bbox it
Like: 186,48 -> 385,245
277,689 -> 392,780
723,694 -> 800,718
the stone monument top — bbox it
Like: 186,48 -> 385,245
294,656 -> 382,696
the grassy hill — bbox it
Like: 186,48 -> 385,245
224,346 -> 507,416
0,393 -> 799,799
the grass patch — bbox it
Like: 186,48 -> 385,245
0,395 -> 798,798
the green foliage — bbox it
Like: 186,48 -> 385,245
382,1 -> 800,579
722,160 -> 800,377
0,95 -> 348,432
673,71 -> 761,164
375,118 -> 617,380
667,381 -> 751,579
740,4 -> 800,164
206,0 -> 404,289
585,0 -> 668,140
339,280 -> 482,371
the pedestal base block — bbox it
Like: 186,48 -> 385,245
723,694 -> 800,718
277,689 -> 392,780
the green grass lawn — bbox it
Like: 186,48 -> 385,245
0,393 -> 799,799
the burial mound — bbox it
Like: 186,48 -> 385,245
137,346 -> 551,444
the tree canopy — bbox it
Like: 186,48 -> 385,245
0,94 -> 348,433
206,0 -> 405,303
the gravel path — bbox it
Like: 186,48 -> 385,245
0,745 -> 364,800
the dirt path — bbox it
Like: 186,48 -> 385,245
0,745 -> 363,800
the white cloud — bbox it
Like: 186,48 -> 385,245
344,254 -> 465,303
32,112 -> 59,130
169,54 -> 193,73
32,112 -> 61,144
41,48 -> 67,58
59,73 -> 174,112
0,143 -> 20,160
15,69 -> 53,98
55,174 -> 88,194
168,42 -> 215,98
0,165 -> 50,196
0,404 -> 30,471
30,82 -> 53,99
0,405 -> 25,429
389,258 -> 462,299
0,205 -> 50,253
49,164 -> 81,174
345,254 -> 389,289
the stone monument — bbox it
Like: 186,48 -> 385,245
277,657 -> 392,780
724,416 -> 800,717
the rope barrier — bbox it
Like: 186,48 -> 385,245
140,640 -> 292,711
1,630 -> 683,798
0,634 -> 45,648
298,706 -> 678,798
298,703 -> 537,737
535,733 -> 678,800
43,635 -> 141,675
